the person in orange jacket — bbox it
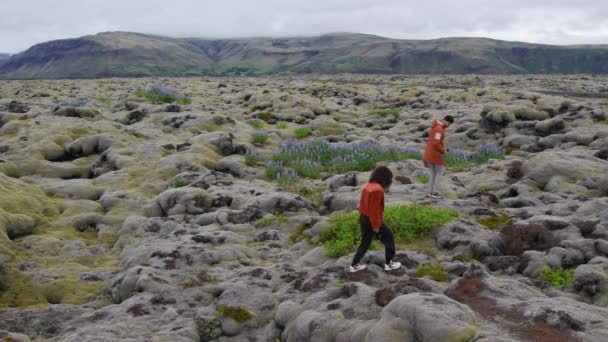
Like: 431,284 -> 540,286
350,166 -> 402,272
423,115 -> 454,199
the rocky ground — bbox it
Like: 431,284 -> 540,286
0,74 -> 607,342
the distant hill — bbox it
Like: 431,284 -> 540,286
0,54 -> 10,67
2,31 -> 608,78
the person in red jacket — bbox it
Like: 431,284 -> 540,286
423,115 -> 454,199
350,166 -> 402,272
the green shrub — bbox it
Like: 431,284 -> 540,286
248,119 -> 265,129
540,267 -> 574,287
415,264 -> 448,282
276,121 -> 288,129
218,305 -> 253,322
294,127 -> 312,139
369,108 -> 400,117
320,204 -> 457,257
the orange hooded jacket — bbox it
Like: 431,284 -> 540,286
423,119 -> 447,165
358,182 -> 384,232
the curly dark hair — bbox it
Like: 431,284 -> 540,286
369,166 -> 393,190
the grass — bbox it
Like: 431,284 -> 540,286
244,154 -> 258,167
276,121 -> 288,129
598,120 -> 608,125
248,119 -> 265,129
320,204 -> 457,257
415,173 -> 430,184
293,127 -> 312,139
415,264 -> 448,282
540,267 -> 574,287
369,108 -> 400,117
251,131 -> 269,145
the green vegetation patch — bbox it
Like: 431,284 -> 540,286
415,264 -> 449,282
477,212 -> 510,230
135,85 -> 191,104
369,108 -> 400,117
251,131 -> 269,145
293,127 -> 312,139
320,204 -> 457,257
218,305 -> 253,322
256,213 -> 290,227
540,267 -> 574,287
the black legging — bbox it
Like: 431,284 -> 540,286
351,214 -> 395,266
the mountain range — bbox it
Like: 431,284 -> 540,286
1,31 -> 608,79
0,54 -> 10,67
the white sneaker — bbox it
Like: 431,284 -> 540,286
384,261 -> 402,271
429,193 -> 443,199
349,264 -> 367,273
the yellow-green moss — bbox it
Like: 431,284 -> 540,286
218,305 -> 253,323
477,212 -> 510,230
415,264 -> 448,282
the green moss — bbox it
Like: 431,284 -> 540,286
289,226 -> 312,244
256,213 -> 290,227
197,318 -> 221,341
369,108 -> 400,117
477,212 -> 510,230
540,266 -> 574,287
415,264 -> 449,282
256,112 -> 274,123
276,121 -> 288,129
172,179 -> 190,188
218,305 -> 253,322
0,268 -> 106,308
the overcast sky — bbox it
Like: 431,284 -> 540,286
1,0 -> 608,53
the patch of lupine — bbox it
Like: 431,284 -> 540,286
269,139 -> 424,179
136,85 -> 191,104
443,148 -> 472,169
443,143 -> 506,168
472,143 -> 506,164
266,140 -> 507,180
276,168 -> 299,186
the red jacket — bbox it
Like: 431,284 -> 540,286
359,182 -> 384,232
423,119 -> 447,165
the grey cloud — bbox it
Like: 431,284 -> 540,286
1,0 -> 607,53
